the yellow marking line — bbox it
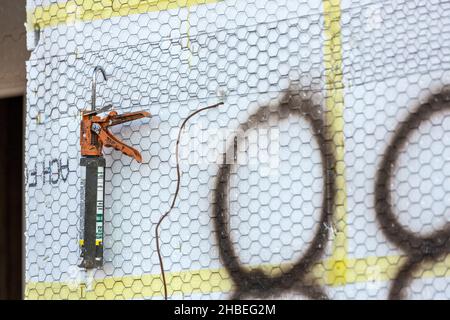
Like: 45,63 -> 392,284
26,267 -> 232,300
186,9 -> 193,68
322,0 -> 348,285
27,0 -> 220,31
25,254 -> 450,299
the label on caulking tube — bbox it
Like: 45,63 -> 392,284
96,166 -> 104,245
80,166 -> 86,244
79,157 -> 106,268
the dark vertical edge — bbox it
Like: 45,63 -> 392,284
0,99 -> 6,299
21,94 -> 25,299
0,96 -> 23,299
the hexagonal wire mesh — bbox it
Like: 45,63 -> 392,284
24,0 -> 450,299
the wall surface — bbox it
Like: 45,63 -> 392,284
24,0 -> 450,299
0,1 -> 27,299
0,1 -> 28,97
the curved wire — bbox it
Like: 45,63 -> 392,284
155,101 -> 224,300
91,66 -> 107,111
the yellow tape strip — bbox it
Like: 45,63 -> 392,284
25,267 -> 232,300
25,254 -> 450,299
322,0 -> 349,286
27,0 -> 220,31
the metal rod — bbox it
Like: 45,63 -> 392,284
91,66 -> 107,112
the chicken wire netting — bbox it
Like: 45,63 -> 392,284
24,0 -> 450,299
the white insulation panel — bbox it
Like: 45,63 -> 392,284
25,0 -> 450,299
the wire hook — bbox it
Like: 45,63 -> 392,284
91,66 -> 107,112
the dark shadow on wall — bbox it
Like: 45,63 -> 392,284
0,96 -> 24,300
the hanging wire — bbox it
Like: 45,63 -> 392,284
155,101 -> 224,300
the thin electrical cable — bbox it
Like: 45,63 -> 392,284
155,101 -> 224,300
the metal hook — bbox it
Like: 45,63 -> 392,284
91,66 -> 107,112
